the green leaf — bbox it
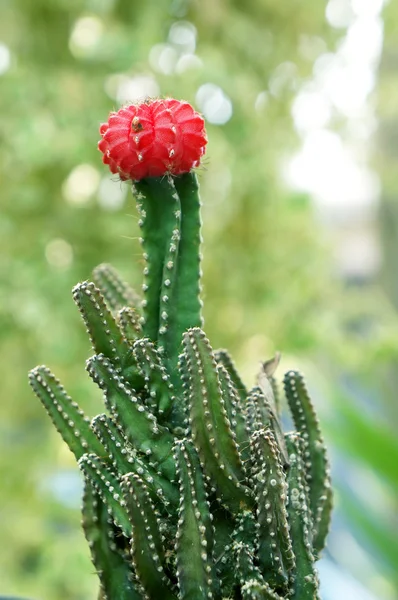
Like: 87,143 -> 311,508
328,393 -> 398,491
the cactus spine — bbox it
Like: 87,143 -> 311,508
30,171 -> 332,599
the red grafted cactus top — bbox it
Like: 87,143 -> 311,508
98,98 -> 207,181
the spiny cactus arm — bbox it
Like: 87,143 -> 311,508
79,454 -> 132,538
250,429 -> 294,592
28,366 -> 106,461
91,414 -> 137,475
246,387 -> 289,468
121,473 -> 178,600
82,479 -> 144,600
283,371 -> 332,554
86,354 -> 176,481
133,338 -> 175,417
217,364 -> 251,464
233,543 -> 284,600
233,509 -> 258,549
214,349 -> 248,403
91,414 -> 179,510
73,281 -> 132,368
285,433 -> 320,600
180,327 -> 253,512
133,176 -> 181,344
241,580 -> 285,600
118,307 -> 143,345
314,481 -> 333,559
92,263 -> 142,313
232,512 -> 265,592
233,541 -> 260,588
174,439 -> 215,600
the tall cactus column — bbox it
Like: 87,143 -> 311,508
29,98 -> 332,600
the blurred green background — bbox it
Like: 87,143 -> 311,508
1,0 -> 397,598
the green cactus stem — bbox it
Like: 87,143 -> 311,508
86,353 -> 176,481
174,438 -> 215,600
134,173 -> 202,376
180,327 -> 253,513
82,480 -> 144,600
217,363 -> 251,464
118,307 -> 143,345
215,349 -> 248,403
92,263 -> 141,313
28,365 -> 105,460
284,371 -> 332,555
285,433 -> 320,600
121,473 -> 178,600
79,453 -> 133,537
31,162 -> 332,599
250,429 -> 294,592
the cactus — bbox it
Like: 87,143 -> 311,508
29,99 -> 332,600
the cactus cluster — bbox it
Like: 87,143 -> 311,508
29,110 -> 332,600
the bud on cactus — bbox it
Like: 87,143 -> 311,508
30,98 -> 332,600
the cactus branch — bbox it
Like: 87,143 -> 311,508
180,327 -> 253,512
174,439 -> 215,600
121,473 -> 178,600
82,479 -> 144,600
28,365 -> 105,460
92,263 -> 142,313
285,433 -> 320,600
284,371 -> 332,555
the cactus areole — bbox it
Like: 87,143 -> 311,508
30,98 -> 332,600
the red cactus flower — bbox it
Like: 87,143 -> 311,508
98,98 -> 207,181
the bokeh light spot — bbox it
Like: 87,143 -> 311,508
62,164 -> 100,205
196,83 -> 233,125
69,16 -> 104,58
45,239 -> 74,270
110,74 -> 160,104
175,53 -> 203,74
149,44 -> 179,75
168,21 -> 197,54
0,43 -> 11,75
97,176 -> 127,211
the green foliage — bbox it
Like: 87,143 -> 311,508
30,173 -> 332,599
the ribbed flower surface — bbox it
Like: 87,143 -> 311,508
98,99 -> 207,181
